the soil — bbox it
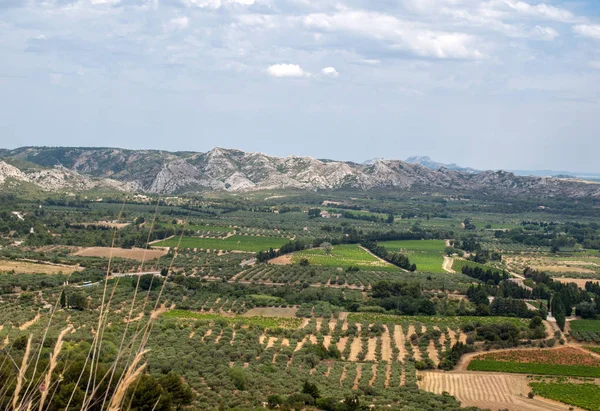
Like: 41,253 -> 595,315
381,326 -> 392,362
0,259 -> 82,275
418,371 -> 579,411
442,256 -> 456,273
348,336 -> 362,362
268,255 -> 292,265
365,337 -> 377,361
73,247 -> 167,261
352,364 -> 362,390
19,312 -> 41,330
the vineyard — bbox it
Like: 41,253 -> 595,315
468,347 -> 600,377
530,380 -> 600,411
569,320 -> 600,343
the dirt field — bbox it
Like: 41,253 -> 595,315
555,278 -> 598,289
0,259 -> 82,275
419,371 -> 577,411
243,307 -> 298,318
268,255 -> 292,265
73,247 -> 168,261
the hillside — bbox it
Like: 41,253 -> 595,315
0,146 -> 598,197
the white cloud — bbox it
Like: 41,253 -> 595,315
303,10 -> 483,60
530,25 -> 558,41
573,25 -> 600,40
184,0 -> 255,8
267,64 -> 308,78
321,66 -> 339,77
590,61 -> 600,70
165,17 -> 189,31
90,0 -> 121,5
503,1 -> 575,23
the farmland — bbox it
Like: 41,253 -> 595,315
530,381 -> 600,411
152,234 -> 290,252
468,348 -> 600,378
569,319 -> 600,343
2,186 -> 600,410
291,244 -> 400,272
378,240 -> 446,273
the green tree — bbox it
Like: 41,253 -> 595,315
158,372 -> 194,409
302,380 -> 320,399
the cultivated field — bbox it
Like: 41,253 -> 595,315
291,244 -> 399,272
73,246 -> 168,261
378,240 -> 446,273
0,259 -> 82,275
152,235 -> 290,252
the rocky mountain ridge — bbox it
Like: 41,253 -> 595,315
0,146 -> 598,198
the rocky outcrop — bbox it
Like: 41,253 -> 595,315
1,147 -> 599,198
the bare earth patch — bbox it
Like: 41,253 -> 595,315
0,260 -> 81,275
268,255 -> 292,265
243,307 -> 298,318
73,247 -> 167,261
19,312 -> 41,330
419,371 -> 577,411
555,278 -> 599,289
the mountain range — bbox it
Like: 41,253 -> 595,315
0,146 -> 598,198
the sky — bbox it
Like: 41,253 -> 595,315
0,0 -> 599,172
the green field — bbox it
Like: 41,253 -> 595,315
347,313 -> 528,328
468,360 -> 600,378
163,310 -> 302,328
531,382 -> 600,411
153,235 -> 289,252
291,244 -> 400,272
378,240 -> 446,273
570,320 -> 600,332
452,259 -> 506,276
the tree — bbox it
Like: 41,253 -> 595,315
69,292 -> 88,310
299,258 -> 310,266
126,374 -> 171,411
302,380 -> 320,399
320,242 -> 333,255
60,290 -> 66,308
159,372 -> 194,409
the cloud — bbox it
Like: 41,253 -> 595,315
302,10 -> 483,60
90,0 -> 121,4
503,1 -> 575,23
165,16 -> 189,31
321,66 -> 339,77
267,64 -> 308,78
183,0 -> 255,8
573,25 -> 600,40
530,25 -> 558,41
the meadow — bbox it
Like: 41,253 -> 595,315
291,244 -> 400,272
378,240 -> 446,273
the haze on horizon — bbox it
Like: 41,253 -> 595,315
1,0 -> 599,173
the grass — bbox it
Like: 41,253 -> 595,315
291,244 -> 399,272
468,360 -> 600,378
163,310 -> 302,329
530,382 -> 600,411
585,346 -> 600,354
452,259 -> 506,276
347,313 -> 528,328
570,320 -> 600,332
378,240 -> 446,273
152,235 -> 289,252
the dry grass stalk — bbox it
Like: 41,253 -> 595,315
38,325 -> 72,411
107,349 -> 149,411
12,335 -> 32,411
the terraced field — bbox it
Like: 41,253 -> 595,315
378,240 -> 446,273
291,244 -> 399,272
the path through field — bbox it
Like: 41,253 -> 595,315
419,371 -> 582,411
442,256 -> 455,273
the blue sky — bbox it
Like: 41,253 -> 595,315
0,0 -> 599,172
